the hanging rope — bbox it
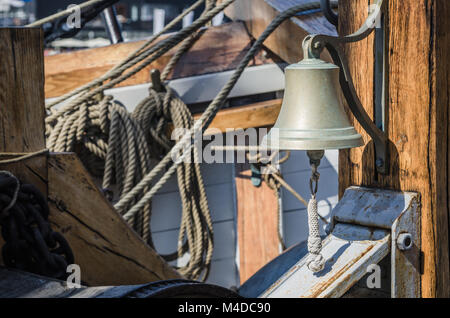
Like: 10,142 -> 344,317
305,151 -> 326,273
46,1 -> 324,280
46,2 -> 218,280
114,1 -> 323,221
26,0 -> 108,28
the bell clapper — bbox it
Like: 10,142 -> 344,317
305,150 -> 326,273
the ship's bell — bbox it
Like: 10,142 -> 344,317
262,57 -> 363,150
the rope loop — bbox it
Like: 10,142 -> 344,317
44,0 -> 327,279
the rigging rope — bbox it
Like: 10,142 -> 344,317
46,1 -> 324,280
27,0 -> 107,28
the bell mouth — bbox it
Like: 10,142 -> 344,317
261,127 -> 364,151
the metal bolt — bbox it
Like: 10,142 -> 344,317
376,158 -> 384,168
397,233 -> 413,251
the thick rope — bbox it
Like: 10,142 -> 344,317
115,2 -> 323,220
46,1 -> 323,280
306,155 -> 326,273
27,0 -> 106,27
306,195 -> 325,272
0,149 -> 49,165
45,0 -> 234,115
131,87 -> 214,280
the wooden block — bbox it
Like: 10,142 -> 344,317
47,153 -> 181,286
44,22 -> 276,98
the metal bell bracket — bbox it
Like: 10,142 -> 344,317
239,187 -> 421,298
303,0 -> 388,174
150,69 -> 165,93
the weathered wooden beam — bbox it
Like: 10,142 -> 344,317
44,22 -> 276,99
338,0 -> 450,297
235,163 -> 281,284
0,28 -> 47,194
47,153 -> 181,286
219,0 -> 337,64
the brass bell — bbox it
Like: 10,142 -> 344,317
262,57 -> 363,150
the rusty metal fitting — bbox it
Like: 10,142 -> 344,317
396,233 -> 413,251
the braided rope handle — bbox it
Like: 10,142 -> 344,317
306,196 -> 325,272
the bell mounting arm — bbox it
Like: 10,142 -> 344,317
303,0 -> 388,174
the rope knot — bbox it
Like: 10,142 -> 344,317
306,253 -> 325,273
306,195 -> 325,273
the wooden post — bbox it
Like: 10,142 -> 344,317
0,28 -> 181,285
0,28 -> 47,193
339,0 -> 450,297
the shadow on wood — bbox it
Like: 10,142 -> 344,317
47,153 -> 181,286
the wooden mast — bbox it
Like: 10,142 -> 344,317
339,0 -> 450,297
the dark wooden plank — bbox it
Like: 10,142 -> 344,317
44,22 -> 277,98
338,0 -> 450,297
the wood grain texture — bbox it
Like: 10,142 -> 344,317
235,163 -> 280,283
47,153 -> 181,286
44,22 -> 275,98
199,99 -> 282,135
220,0 -> 337,64
339,0 -> 450,297
0,28 -> 47,193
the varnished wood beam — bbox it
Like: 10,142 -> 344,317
44,22 -> 276,99
199,99 -> 282,134
339,0 -> 450,297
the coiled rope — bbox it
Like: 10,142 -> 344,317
46,1 -> 324,279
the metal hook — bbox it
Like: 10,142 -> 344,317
320,0 -> 338,27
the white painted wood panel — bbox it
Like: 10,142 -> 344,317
151,162 -> 239,288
